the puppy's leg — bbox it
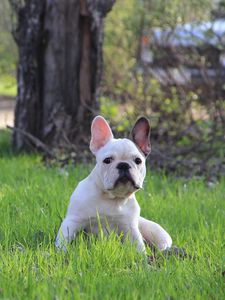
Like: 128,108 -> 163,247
55,217 -> 82,251
129,225 -> 146,253
138,216 -> 172,251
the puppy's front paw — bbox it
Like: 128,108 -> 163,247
55,237 -> 68,252
156,234 -> 172,251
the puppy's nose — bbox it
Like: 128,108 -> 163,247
117,162 -> 130,170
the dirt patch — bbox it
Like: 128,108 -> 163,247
0,96 -> 15,129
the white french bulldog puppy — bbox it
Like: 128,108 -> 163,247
55,116 -> 172,253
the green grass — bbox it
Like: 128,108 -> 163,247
0,131 -> 224,299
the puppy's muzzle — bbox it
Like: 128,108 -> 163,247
114,162 -> 140,190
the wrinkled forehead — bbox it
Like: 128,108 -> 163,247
96,138 -> 144,161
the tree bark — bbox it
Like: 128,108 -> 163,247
11,0 -> 115,151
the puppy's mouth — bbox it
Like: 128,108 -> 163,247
114,172 -> 140,190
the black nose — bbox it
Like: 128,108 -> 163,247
117,162 -> 130,170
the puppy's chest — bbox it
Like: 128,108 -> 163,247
83,201 -> 132,234
84,214 -> 128,235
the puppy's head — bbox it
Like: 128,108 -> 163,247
90,116 -> 151,198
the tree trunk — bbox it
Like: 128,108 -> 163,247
11,0 -> 115,152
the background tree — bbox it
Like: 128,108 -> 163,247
1,0 -> 223,177
10,0 -> 115,152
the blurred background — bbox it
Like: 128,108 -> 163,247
0,0 -> 224,178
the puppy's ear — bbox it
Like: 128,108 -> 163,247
131,117 -> 151,157
90,116 -> 114,154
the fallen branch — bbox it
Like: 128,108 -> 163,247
7,125 -> 56,159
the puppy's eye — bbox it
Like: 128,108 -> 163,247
134,157 -> 142,165
103,157 -> 113,164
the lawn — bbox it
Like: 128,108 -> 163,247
0,131 -> 224,300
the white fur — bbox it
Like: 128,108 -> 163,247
55,116 -> 172,253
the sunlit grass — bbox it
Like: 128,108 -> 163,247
0,131 -> 224,299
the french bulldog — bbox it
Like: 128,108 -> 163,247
55,116 -> 172,253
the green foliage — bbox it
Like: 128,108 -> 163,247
0,0 -> 17,74
143,0 -> 212,27
100,97 -> 119,119
0,143 -> 224,299
103,0 -> 142,104
102,0 -> 225,177
0,74 -> 17,97
0,0 -> 17,97
103,0 -> 213,125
